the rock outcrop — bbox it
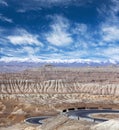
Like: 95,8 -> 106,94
1,66 -> 119,97
1,79 -> 119,95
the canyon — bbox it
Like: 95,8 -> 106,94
0,66 -> 119,130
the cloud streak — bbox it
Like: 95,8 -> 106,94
14,0 -> 89,12
102,26 -> 119,42
0,0 -> 8,6
46,15 -> 73,46
0,14 -> 13,23
1,0 -> 119,63
7,29 -> 43,46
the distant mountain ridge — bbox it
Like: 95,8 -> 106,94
0,60 -> 118,72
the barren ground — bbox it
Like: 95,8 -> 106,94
0,66 -> 119,129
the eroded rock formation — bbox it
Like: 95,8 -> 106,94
0,66 -> 119,128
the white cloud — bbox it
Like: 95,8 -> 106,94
97,0 -> 119,24
102,26 -> 119,42
0,14 -> 13,23
67,50 -> 88,58
46,15 -> 73,46
73,23 -> 87,34
71,23 -> 98,49
0,28 -> 8,44
96,0 -> 119,48
47,46 -> 59,52
17,9 -> 27,13
23,46 -> 39,55
0,55 -> 102,64
110,0 -> 119,17
7,29 -> 43,46
103,47 -> 119,55
104,47 -> 119,60
0,56 -> 39,62
0,0 -> 8,6
1,47 -> 23,57
0,46 -> 40,60
0,37 -> 7,44
16,0 -> 87,12
96,46 -> 119,62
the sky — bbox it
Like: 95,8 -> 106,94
0,0 -> 119,63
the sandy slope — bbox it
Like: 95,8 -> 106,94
91,119 -> 119,130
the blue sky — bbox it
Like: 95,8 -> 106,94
0,0 -> 119,63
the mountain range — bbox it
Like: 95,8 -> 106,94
0,60 -> 118,73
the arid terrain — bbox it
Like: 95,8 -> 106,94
1,65 -> 119,130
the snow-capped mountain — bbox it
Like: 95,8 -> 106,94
0,59 -> 118,73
